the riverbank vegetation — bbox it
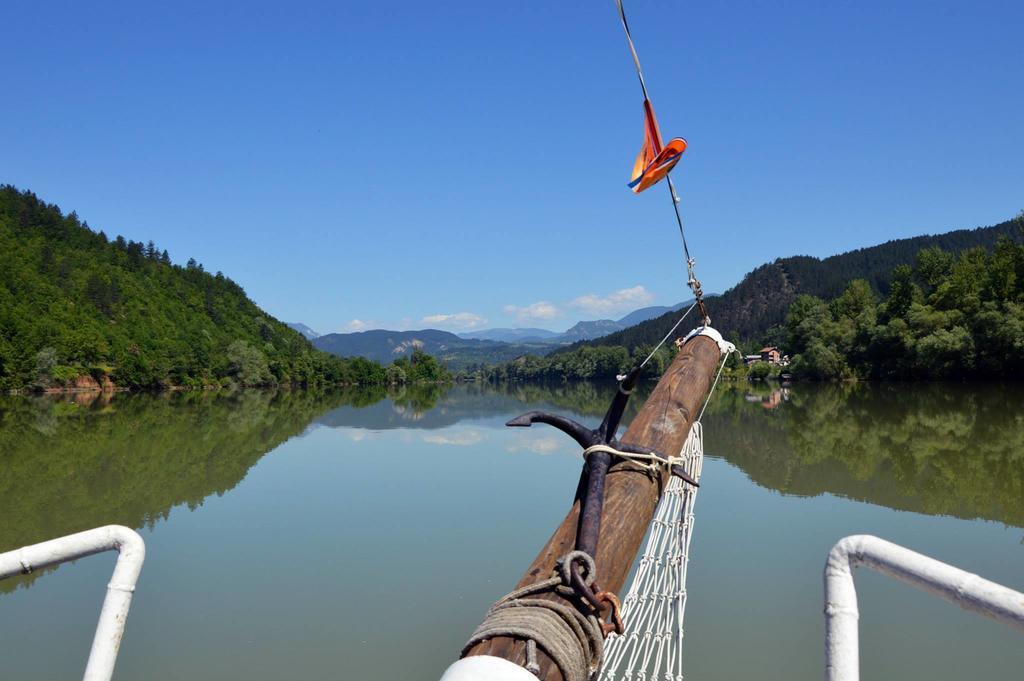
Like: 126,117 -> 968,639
786,236 -> 1024,380
0,186 -> 450,392
477,343 -> 673,382
704,381 -> 1024,527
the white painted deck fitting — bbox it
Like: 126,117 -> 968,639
0,525 -> 146,681
824,534 -> 1024,681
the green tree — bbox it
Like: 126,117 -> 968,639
791,339 -> 849,380
786,295 -> 829,355
931,248 -> 986,311
227,340 -> 274,387
985,236 -> 1023,302
32,347 -> 59,389
407,348 -> 449,383
748,361 -> 772,380
882,265 -> 922,320
916,246 -> 955,290
385,364 -> 407,385
830,279 -> 875,321
916,326 -> 974,378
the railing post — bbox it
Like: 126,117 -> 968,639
824,534 -> 1024,681
0,525 -> 146,681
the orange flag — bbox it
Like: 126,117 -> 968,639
629,100 -> 686,193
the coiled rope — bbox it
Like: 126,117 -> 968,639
462,551 -> 606,681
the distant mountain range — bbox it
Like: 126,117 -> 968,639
312,328 -> 555,370
308,215 -> 1024,372
616,303 -> 689,327
310,301 -> 689,368
458,327 -> 559,343
458,302 -> 690,344
287,322 -> 320,340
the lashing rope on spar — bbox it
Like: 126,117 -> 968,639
462,551 -> 615,681
599,344 -> 734,477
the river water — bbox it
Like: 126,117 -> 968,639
0,382 -> 1021,680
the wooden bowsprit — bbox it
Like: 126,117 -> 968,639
437,1 -> 731,676
438,328 -> 730,681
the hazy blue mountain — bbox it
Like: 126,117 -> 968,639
287,322 -> 320,340
616,301 -> 689,327
550,301 -> 695,342
459,327 -> 560,343
312,328 -> 556,369
312,300 -> 706,368
314,329 -> 466,363
557,319 -> 626,342
459,302 -> 690,346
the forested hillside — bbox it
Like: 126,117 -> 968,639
483,214 -> 1024,382
0,186 -> 384,390
575,216 -> 1024,351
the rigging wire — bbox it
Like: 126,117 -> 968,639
635,300 -> 696,371
615,0 -> 651,101
615,0 -> 710,325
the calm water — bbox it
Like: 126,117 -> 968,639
0,382 -> 1022,680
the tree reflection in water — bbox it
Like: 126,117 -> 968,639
0,385 -> 443,591
702,382 -> 1024,527
2,380 -> 1021,595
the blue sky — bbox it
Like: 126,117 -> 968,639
2,1 -> 1021,334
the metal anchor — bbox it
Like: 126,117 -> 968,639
505,366 -> 698,561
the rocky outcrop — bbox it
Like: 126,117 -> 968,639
44,374 -> 118,394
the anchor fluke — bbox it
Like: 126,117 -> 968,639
505,411 -> 597,449
505,414 -> 537,427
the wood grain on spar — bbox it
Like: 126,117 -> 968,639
465,334 -> 722,680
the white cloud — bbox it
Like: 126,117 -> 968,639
338,317 -> 413,332
503,301 -> 562,324
420,312 -> 487,330
570,285 -> 654,316
423,429 -> 485,446
344,319 -> 375,332
506,435 -> 569,456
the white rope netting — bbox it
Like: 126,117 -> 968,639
597,422 -> 705,681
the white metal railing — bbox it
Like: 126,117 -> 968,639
823,534 -> 1024,681
0,525 -> 146,681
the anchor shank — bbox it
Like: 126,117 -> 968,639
576,448 -> 611,557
